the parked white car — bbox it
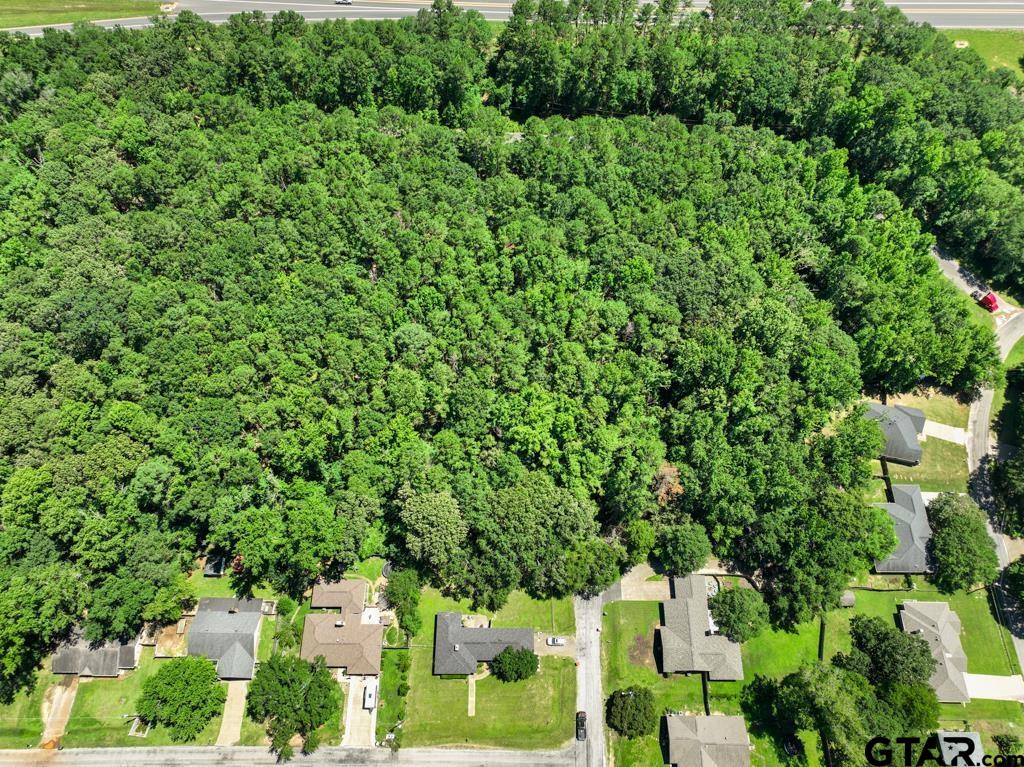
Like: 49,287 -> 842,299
546,636 -> 567,647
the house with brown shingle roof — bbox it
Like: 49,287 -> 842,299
310,580 -> 368,612
300,614 -> 383,676
301,579 -> 383,676
665,714 -> 751,767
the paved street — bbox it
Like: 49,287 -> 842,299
574,595 -> 605,767
930,248 -> 1024,679
0,745 -> 579,766
4,0 -> 1024,36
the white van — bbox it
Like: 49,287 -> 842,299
363,678 -> 378,710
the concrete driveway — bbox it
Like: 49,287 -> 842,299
616,565 -> 670,601
216,681 -> 248,746
341,677 -> 376,748
535,635 -> 576,658
964,673 -> 1024,701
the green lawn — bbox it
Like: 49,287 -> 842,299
492,590 -> 575,635
376,650 -> 409,744
187,569 -> 276,601
944,30 -> 1024,76
823,580 -> 1019,676
62,648 -> 224,747
0,0 -> 159,30
889,390 -> 970,429
866,477 -> 889,504
237,713 -> 267,747
939,699 -> 1024,754
345,557 -> 387,584
887,439 -> 969,493
401,588 -> 575,749
602,600 -> 821,767
602,601 -> 704,767
0,670 -> 60,748
256,615 -> 276,663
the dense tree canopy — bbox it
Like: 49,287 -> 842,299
927,493 -> 999,592
0,0 -> 1007,695
137,657 -> 227,742
247,654 -> 339,759
708,586 -> 769,643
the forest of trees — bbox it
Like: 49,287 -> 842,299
0,0 -> 1013,697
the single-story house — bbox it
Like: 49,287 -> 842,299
300,614 -> 383,676
188,597 -> 262,680
875,484 -> 932,574
52,636 -> 140,678
432,612 -> 534,676
658,575 -> 743,681
664,714 -> 751,767
310,579 -> 368,612
898,601 -> 969,703
864,403 -> 925,465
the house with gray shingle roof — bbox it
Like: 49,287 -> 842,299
898,601 -> 969,703
188,597 -> 262,680
875,484 -> 932,574
52,635 -> 139,678
432,613 -> 534,676
665,714 -> 751,767
864,403 -> 925,465
658,575 -> 743,681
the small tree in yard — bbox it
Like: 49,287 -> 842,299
247,654 -> 339,761
606,686 -> 656,738
490,646 -> 538,682
709,587 -> 769,643
384,569 -> 422,637
137,656 -> 226,742
927,493 -> 999,593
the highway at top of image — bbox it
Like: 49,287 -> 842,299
4,0 -> 1024,36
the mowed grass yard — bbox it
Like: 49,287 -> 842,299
944,30 -> 1024,76
0,0 -> 159,30
603,600 -> 822,767
823,579 -> 1019,677
887,438 -> 969,493
888,390 -> 970,430
0,669 -> 61,748
62,647 -> 224,747
401,588 -> 575,749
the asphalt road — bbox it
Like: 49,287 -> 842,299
5,0 -> 1024,36
0,745 -> 580,766
574,595 -> 605,767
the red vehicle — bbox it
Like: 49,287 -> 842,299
973,290 -> 999,312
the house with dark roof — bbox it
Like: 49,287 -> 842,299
188,597 -> 262,680
432,613 -> 534,676
664,714 -> 751,767
658,575 -> 743,681
898,601 -> 969,703
52,636 -> 139,678
875,484 -> 932,574
310,580 -> 367,612
864,403 -> 925,465
301,615 -> 383,676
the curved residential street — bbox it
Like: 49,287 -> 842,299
932,248 -> 1024,674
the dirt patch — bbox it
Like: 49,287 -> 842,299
628,626 -> 656,669
155,621 -> 188,657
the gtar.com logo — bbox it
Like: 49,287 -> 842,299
866,735 -> 1021,767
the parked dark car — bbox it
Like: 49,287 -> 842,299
576,711 -> 587,741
